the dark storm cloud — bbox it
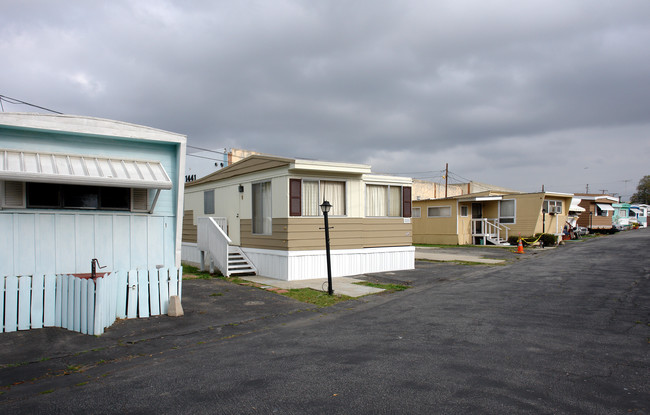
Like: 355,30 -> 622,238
2,0 -> 649,198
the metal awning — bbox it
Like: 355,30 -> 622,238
0,149 -> 172,189
630,208 -> 641,214
596,203 -> 614,211
569,204 -> 585,212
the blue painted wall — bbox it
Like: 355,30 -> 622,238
0,125 -> 181,276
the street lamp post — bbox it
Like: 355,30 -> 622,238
542,208 -> 546,233
320,200 -> 334,295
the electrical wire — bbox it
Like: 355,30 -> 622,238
0,94 -> 63,114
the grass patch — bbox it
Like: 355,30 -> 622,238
414,244 -> 512,249
281,288 -> 352,307
181,264 -> 222,279
354,282 -> 410,292
40,389 -> 54,395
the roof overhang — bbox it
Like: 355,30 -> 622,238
596,203 -> 615,211
458,196 -> 503,202
0,148 -> 172,189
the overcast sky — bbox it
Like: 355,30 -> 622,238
2,1 -> 649,200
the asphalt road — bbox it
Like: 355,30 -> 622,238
1,229 -> 649,414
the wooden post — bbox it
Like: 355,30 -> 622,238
445,163 -> 448,198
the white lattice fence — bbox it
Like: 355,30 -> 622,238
1,267 -> 182,336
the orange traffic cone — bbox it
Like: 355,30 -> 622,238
517,238 -> 524,254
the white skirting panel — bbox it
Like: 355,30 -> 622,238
242,246 -> 415,281
181,242 -> 202,267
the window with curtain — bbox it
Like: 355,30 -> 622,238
427,206 -> 451,217
252,181 -> 272,234
499,199 -> 515,224
322,181 -> 345,216
412,207 -> 421,218
204,190 -> 215,214
366,184 -> 405,217
366,185 -> 388,216
294,179 -> 346,216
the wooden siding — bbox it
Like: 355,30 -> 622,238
183,209 -> 198,243
240,217 -> 412,251
0,211 -> 175,277
576,201 -> 613,229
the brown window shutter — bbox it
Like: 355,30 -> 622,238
402,186 -> 412,217
289,179 -> 302,216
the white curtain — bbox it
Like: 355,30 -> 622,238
302,181 -> 319,216
252,181 -> 272,234
322,181 -> 345,216
367,185 -> 387,217
389,186 -> 402,217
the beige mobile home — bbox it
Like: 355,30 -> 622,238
182,155 -> 414,280
412,191 -> 574,245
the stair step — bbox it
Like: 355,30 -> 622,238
229,264 -> 254,270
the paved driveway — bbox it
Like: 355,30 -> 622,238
1,230 -> 649,414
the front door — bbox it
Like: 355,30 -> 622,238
472,203 -> 483,242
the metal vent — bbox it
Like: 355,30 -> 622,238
131,188 -> 149,211
2,181 -> 25,208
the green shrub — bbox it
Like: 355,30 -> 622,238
534,233 -> 557,246
508,233 -> 557,246
507,235 -> 520,246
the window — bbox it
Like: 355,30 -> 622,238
412,207 -> 421,218
460,205 -> 468,217
26,183 -> 131,211
204,190 -> 215,214
290,179 -> 346,216
428,206 -> 451,217
543,200 -> 563,214
499,199 -> 516,224
366,185 -> 411,217
596,206 -> 608,217
252,181 -> 272,234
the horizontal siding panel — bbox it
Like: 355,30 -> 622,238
240,217 -> 412,251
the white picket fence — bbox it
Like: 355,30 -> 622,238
0,267 -> 182,336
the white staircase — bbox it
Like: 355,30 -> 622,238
198,217 -> 257,277
472,219 -> 511,246
486,235 -> 510,246
227,247 -> 257,276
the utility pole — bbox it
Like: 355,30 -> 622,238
445,163 -> 448,198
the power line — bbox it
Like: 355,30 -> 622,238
0,94 -> 63,114
186,145 -> 227,155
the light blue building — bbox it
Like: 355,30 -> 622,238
0,113 -> 186,277
612,203 -> 639,229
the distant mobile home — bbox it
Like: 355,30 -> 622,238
182,155 -> 414,280
573,194 -> 617,230
412,190 -> 573,245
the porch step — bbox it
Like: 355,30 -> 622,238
227,248 -> 257,276
486,237 -> 511,246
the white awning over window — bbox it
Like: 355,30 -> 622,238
596,203 -> 614,211
630,208 -> 641,214
569,204 -> 585,212
0,149 -> 172,189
